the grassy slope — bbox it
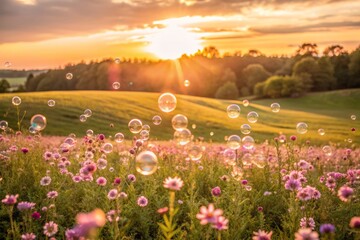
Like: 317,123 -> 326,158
0,89 -> 359,145
2,77 -> 27,87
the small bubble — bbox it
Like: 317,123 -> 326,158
247,111 -> 259,123
152,115 -> 162,125
12,96 -> 21,106
270,103 -> 280,113
296,122 -> 308,134
66,73 -> 73,80
112,82 -> 120,90
227,104 -> 240,118
48,100 -> 56,107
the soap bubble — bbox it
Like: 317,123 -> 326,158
247,111 -> 259,123
64,137 -> 76,146
172,114 -> 188,131
114,58 -> 121,64
30,114 -> 47,131
351,115 -> 356,120
29,126 -> 37,134
80,115 -> 87,122
128,119 -> 142,134
114,133 -> 125,143
188,144 -> 203,161
227,104 -> 240,118
174,128 -> 192,146
48,100 -> 55,107
192,124 -> 196,129
210,132 -> 214,136
0,120 -> 8,130
318,128 -> 325,136
227,135 -> 241,150
243,100 -> 249,107
112,82 -> 120,90
4,62 -> 11,68
242,153 -> 253,166
84,109 -> 92,117
97,158 -> 108,170
66,73 -> 73,80
322,145 -> 332,157
86,129 -> 94,136
140,130 -> 150,141
152,115 -> 162,125
252,153 -> 266,168
135,151 -> 158,175
12,96 -> 21,106
142,124 -> 150,132
296,122 -> 308,134
242,136 -> 255,150
158,93 -> 177,113
223,148 -> 236,165
102,143 -> 113,154
270,103 -> 280,112
184,79 -> 190,87
240,124 -> 251,135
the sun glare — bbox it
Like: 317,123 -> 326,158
146,26 -> 202,60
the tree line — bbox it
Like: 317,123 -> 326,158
4,43 -> 360,99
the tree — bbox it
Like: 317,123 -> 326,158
215,81 -> 239,99
0,79 -> 11,92
263,76 -> 284,98
242,64 -> 271,93
254,81 -> 266,97
247,49 -> 262,57
196,46 -> 220,58
349,48 -> 360,88
323,45 -> 346,57
296,43 -> 318,57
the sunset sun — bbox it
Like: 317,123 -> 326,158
146,25 -> 202,59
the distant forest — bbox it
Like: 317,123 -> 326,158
1,43 -> 360,99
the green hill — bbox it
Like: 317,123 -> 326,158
0,89 -> 359,145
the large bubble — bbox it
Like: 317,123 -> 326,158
135,151 -> 158,175
227,104 -> 240,118
30,114 -> 47,131
128,119 -> 143,134
158,93 -> 177,113
172,114 -> 188,131
174,128 -> 192,146
227,135 -> 241,150
188,144 -> 203,161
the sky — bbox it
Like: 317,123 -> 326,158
0,0 -> 360,69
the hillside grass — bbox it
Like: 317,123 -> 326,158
0,89 -> 359,145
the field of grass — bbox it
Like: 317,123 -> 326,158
1,77 -> 27,87
0,89 -> 359,145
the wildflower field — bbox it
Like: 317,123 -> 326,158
0,90 -> 359,240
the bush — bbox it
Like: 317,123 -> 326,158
257,75 -> 306,98
215,81 -> 239,99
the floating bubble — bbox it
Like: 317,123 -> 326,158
243,100 -> 249,107
142,124 -> 150,132
135,151 -> 158,175
12,96 -> 21,106
112,82 -> 120,90
109,167 -> 114,172
348,138 -> 352,143
114,58 -> 121,64
140,130 -> 150,141
59,143 -> 70,153
66,73 -> 73,80
102,143 -> 113,154
318,128 -> 325,136
188,144 -> 203,161
4,62 -> 11,68
223,148 -> 236,165
322,145 -> 332,157
86,129 -> 94,137
152,115 -> 162,125
247,111 -> 259,123
69,133 -> 76,138
128,119 -> 142,134
48,100 -> 55,107
84,109 -> 92,117
27,126 -> 37,134
158,93 -> 177,113
242,153 -> 253,166
172,114 -> 188,131
210,132 -> 214,136
270,103 -> 280,113
114,133 -> 125,143
252,153 -> 266,168
64,137 -> 76,146
351,115 -> 356,120
227,135 -> 241,150
240,124 -> 251,135
174,128 -> 192,146
184,79 -> 190,87
30,114 -> 47,131
245,185 -> 252,191
97,158 -> 108,170
227,104 -> 241,118
296,122 -> 308,134
0,120 -> 8,130
192,124 -> 196,129
242,136 -> 255,150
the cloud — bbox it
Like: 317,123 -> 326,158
0,0 -> 358,44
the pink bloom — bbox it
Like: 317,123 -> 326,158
295,228 -> 319,240
2,194 -> 19,205
252,230 -> 273,240
106,210 -> 120,222
196,204 -> 223,225
31,211 -> 41,220
96,177 -> 107,186
157,207 -> 169,215
107,189 -> 118,200
211,186 -> 221,197
137,196 -> 148,207
47,191 -> 58,199
337,185 -> 353,202
285,179 -> 301,191
43,221 -> 58,237
163,177 -> 184,191
300,217 -> 315,230
21,233 -> 36,240
350,217 -> 360,229
127,174 -> 136,182
40,176 -> 51,186
212,216 -> 228,230
17,201 -> 36,211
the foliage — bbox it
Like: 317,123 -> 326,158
215,81 -> 239,100
0,79 -> 11,93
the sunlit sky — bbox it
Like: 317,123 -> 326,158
1,0 -> 360,69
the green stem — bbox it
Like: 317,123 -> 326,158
8,206 -> 16,239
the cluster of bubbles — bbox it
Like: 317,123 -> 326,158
66,73 -> 73,80
80,109 -> 93,123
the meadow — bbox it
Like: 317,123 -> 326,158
0,89 -> 359,239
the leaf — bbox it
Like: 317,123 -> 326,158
163,214 -> 171,227
158,223 -> 169,233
